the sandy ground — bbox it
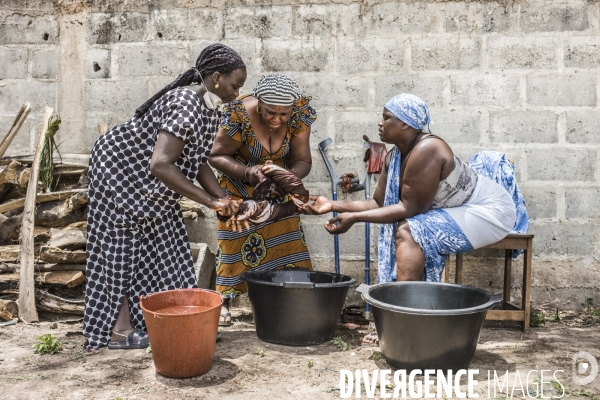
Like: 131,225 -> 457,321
0,305 -> 599,400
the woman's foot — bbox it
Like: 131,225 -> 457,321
108,328 -> 149,349
362,331 -> 379,345
219,298 -> 232,326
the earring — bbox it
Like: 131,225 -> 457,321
257,103 -> 262,114
215,82 -> 220,89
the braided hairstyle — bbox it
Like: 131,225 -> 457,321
134,43 -> 246,118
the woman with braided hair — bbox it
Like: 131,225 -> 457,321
83,43 -> 246,350
209,74 -> 316,325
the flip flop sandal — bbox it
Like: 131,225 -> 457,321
361,331 -> 379,345
108,329 -> 149,350
219,312 -> 232,327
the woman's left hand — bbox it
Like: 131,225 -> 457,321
324,213 -> 356,235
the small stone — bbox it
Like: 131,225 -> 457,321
49,322 -> 58,329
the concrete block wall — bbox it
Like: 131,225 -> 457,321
1,0 -> 599,308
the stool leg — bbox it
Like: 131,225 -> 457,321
455,254 -> 463,285
443,256 -> 449,283
522,239 -> 533,333
503,250 -> 512,310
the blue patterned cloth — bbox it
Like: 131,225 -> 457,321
384,94 -> 432,130
469,151 -> 529,257
377,147 -> 473,283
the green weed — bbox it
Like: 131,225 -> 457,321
33,334 -> 63,355
330,336 -> 350,351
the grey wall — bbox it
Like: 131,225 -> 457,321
1,0 -> 599,308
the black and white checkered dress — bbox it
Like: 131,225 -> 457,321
83,88 -> 219,349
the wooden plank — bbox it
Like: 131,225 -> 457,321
0,245 -> 21,263
503,249 -> 512,309
455,253 -> 463,284
36,271 -> 85,288
1,263 -> 85,273
0,188 -> 86,214
505,302 -> 521,311
48,228 -> 86,250
483,237 -> 530,250
522,238 -> 533,333
0,102 -> 31,160
0,299 -> 18,321
39,247 -> 86,264
19,107 -> 53,323
36,290 -> 84,315
486,310 -> 525,321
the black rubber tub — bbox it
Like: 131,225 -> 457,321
357,282 -> 502,371
241,269 -> 356,346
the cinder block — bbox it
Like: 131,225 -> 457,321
295,76 -> 369,108
308,108 -> 333,148
334,111 -> 383,147
528,220 -> 595,256
365,2 -> 440,35
450,75 -> 520,106
88,12 -> 148,44
83,112 -> 130,151
190,39 -> 256,72
0,81 -> 56,113
90,0 -> 180,13
224,6 -> 292,39
519,185 -> 557,219
336,38 -> 405,74
488,37 -> 557,70
566,187 -> 600,218
441,2 -> 483,33
0,47 -> 28,79
261,39 -> 331,72
564,37 -> 600,68
84,80 -> 148,113
566,110 -> 600,144
375,75 -> 445,108
2,0 -> 54,11
0,115 -> 30,155
489,111 -> 558,143
527,149 -> 595,181
412,37 -> 480,71
520,0 -> 589,32
482,2 -> 519,32
0,14 -> 59,44
429,109 -> 481,144
149,8 -> 221,41
527,73 -> 596,107
292,5 -> 336,38
117,44 -> 187,77
31,48 -> 58,80
304,148 -> 365,184
85,48 -> 111,79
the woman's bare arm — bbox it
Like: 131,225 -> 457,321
287,127 -> 312,179
208,129 -> 251,182
150,131 -> 239,215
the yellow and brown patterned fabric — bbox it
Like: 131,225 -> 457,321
215,96 -> 317,298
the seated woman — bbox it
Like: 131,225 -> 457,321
302,94 -> 516,340
209,74 -> 316,325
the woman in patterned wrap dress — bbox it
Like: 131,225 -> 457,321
83,44 -> 246,350
209,74 -> 316,325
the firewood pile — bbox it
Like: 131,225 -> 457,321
0,104 -> 205,323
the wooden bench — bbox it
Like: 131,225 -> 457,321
443,233 -> 534,332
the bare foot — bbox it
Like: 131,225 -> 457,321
362,331 -> 379,345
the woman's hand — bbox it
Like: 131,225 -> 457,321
210,198 -> 242,217
226,217 -> 250,233
299,195 -> 334,215
324,213 -> 356,235
245,165 -> 262,185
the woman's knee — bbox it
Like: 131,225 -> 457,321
395,221 -> 413,243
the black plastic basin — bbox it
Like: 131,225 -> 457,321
241,270 -> 356,346
357,282 -> 501,371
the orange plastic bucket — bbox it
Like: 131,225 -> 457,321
140,288 -> 222,378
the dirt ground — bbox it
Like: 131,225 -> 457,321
0,304 -> 599,400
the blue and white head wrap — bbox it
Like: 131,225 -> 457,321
384,93 -> 432,131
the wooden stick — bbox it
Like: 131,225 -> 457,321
0,103 -> 32,160
0,188 -> 86,214
1,263 -> 86,273
18,107 -> 53,322
36,290 -> 84,315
